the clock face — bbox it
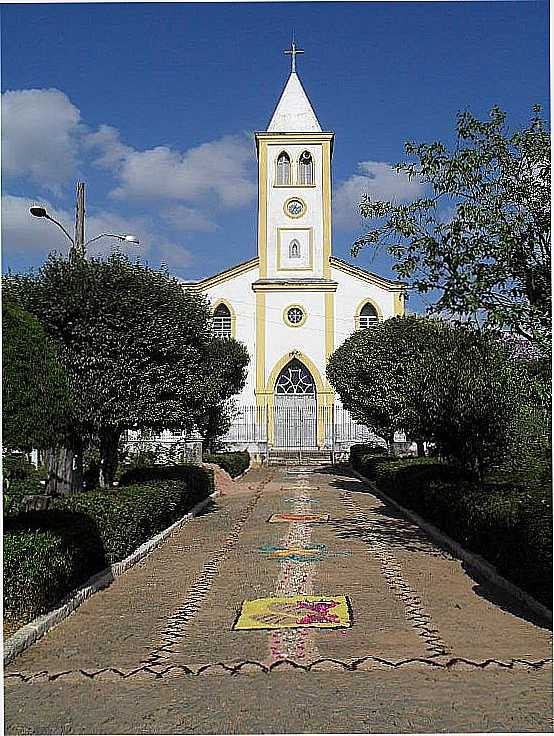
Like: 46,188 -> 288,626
286,198 -> 306,217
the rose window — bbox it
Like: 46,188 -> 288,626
286,307 -> 304,325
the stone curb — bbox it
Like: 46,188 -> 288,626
349,468 -> 552,626
3,491 -> 220,666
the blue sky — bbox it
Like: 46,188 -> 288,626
1,1 -> 549,312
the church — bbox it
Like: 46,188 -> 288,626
186,46 -> 405,460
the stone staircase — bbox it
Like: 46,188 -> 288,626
267,449 -> 333,466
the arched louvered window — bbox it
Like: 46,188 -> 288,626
213,303 -> 232,338
289,239 -> 300,259
298,151 -> 314,185
276,151 -> 291,186
358,302 -> 379,329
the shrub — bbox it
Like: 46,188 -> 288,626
118,463 -> 214,491
4,466 -> 214,629
203,451 -> 250,478
4,511 -> 107,625
351,448 -> 552,607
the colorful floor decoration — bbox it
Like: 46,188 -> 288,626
283,497 -> 320,505
258,544 -> 351,563
268,513 -> 330,523
233,595 -> 352,630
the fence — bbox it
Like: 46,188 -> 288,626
222,403 -> 379,449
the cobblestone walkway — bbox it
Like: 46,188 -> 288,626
4,465 -> 553,734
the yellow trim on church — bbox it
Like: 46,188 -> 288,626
394,291 -> 406,316
255,291 -> 266,406
252,281 -> 337,292
322,139 -> 332,280
330,257 -> 405,291
257,139 -> 268,278
188,258 -> 259,290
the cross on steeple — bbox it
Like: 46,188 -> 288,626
284,41 -> 304,74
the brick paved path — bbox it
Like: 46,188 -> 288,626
4,466 -> 553,733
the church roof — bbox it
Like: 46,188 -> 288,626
267,72 -> 322,133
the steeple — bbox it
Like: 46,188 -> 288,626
267,43 -> 322,133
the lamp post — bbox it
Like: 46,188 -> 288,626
29,182 -> 140,497
29,181 -> 139,258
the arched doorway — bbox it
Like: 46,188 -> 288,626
273,359 -> 317,448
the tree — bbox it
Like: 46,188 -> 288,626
327,316 -> 440,450
328,316 -> 530,477
2,299 -> 72,452
413,324 -> 527,478
4,253 -> 249,487
353,106 -> 551,348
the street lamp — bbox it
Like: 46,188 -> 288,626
29,182 -> 139,258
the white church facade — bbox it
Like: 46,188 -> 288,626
185,49 -> 405,459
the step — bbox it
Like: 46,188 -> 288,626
267,450 -> 333,466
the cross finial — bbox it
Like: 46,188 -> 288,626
284,41 -> 304,74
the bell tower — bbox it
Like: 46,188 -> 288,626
255,44 -> 334,280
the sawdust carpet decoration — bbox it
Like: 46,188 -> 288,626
283,497 -> 320,505
234,595 -> 352,630
258,544 -> 352,563
268,513 -> 330,523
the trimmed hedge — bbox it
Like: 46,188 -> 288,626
203,451 -> 250,478
351,449 -> 552,608
4,466 -> 214,628
4,511 -> 107,627
118,463 -> 214,491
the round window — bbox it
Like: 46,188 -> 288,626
284,197 -> 306,218
287,306 -> 304,325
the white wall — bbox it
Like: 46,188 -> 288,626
263,290 -> 328,390
202,265 -> 259,404
332,264 -> 397,351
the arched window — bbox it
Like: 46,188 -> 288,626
358,302 -> 379,330
213,303 -> 232,338
276,151 -> 291,186
289,239 -> 300,259
275,359 -> 315,395
298,151 -> 314,185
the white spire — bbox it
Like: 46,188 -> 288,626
267,44 -> 322,133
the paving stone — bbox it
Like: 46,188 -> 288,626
4,466 -> 552,734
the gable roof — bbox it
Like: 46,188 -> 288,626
182,257 -> 259,290
267,72 -> 322,133
330,257 -> 405,291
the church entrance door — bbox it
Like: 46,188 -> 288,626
273,359 -> 317,448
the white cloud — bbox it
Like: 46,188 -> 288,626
333,160 -> 427,229
1,194 -> 74,258
157,241 -> 195,270
1,89 -> 82,190
2,85 -> 257,233
161,205 -> 218,232
1,194 -> 193,269
102,134 -> 256,208
83,124 -> 131,169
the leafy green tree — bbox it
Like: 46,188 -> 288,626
2,299 -> 71,452
327,316 -> 440,449
5,253 -> 249,487
328,316 -> 530,476
354,106 -> 551,348
414,325 -> 527,478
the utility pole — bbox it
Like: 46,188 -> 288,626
73,182 -> 86,258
